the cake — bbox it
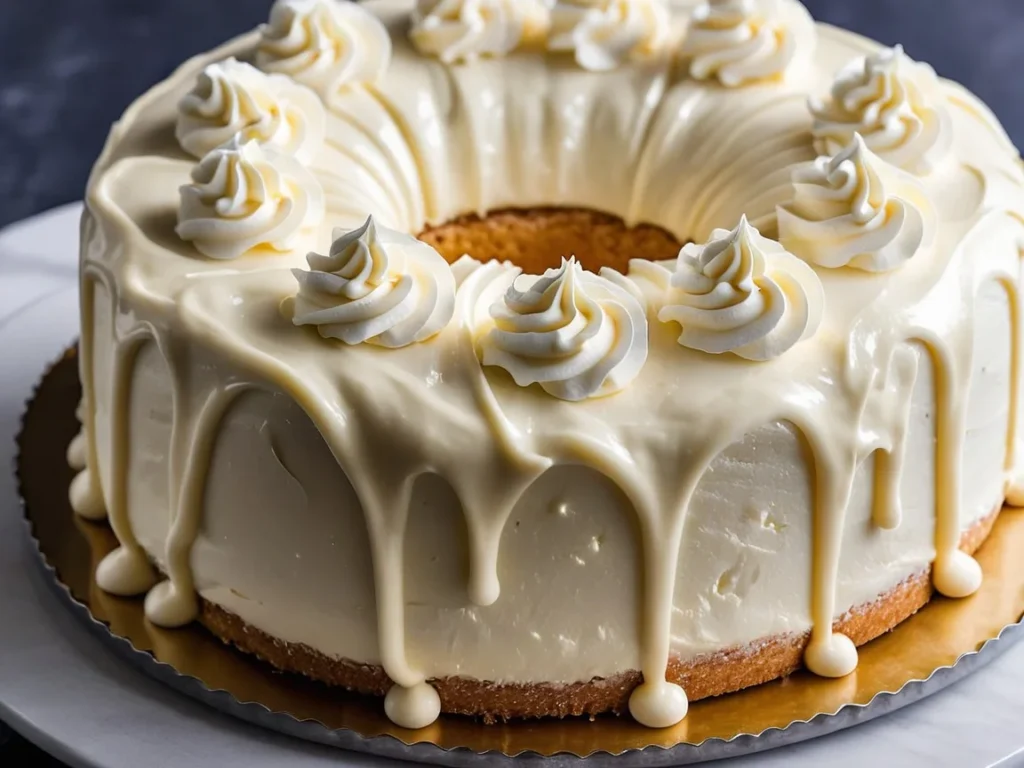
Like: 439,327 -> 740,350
68,0 -> 1024,731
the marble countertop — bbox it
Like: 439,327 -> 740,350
0,0 -> 1022,230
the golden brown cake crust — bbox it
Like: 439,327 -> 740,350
198,506 -> 1001,723
417,207 -> 683,274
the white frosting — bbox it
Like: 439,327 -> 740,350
175,58 -> 326,163
548,0 -> 671,71
257,0 -> 392,100
479,257 -> 649,401
778,134 -> 936,272
177,139 -> 324,260
384,681 -> 442,730
79,1 -> 1024,734
291,216 -> 455,347
680,0 -> 815,86
69,468 -> 106,521
810,45 -> 954,175
658,216 -> 823,360
410,0 -> 551,64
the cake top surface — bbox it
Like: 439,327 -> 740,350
85,0 -> 1022,400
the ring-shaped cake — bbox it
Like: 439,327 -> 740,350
70,0 -> 1024,730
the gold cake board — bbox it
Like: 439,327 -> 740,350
17,348 -> 1024,764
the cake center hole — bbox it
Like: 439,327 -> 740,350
418,207 -> 682,274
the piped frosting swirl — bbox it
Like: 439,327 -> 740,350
548,0 -> 671,71
411,0 -> 551,64
658,216 -> 823,361
680,0 -> 815,87
257,0 -> 392,101
291,216 -> 456,348
777,134 -> 936,272
810,45 -> 953,175
175,58 -> 326,163
480,257 -> 648,401
177,139 -> 324,260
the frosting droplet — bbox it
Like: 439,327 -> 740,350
144,579 -> 200,628
384,682 -> 441,730
66,430 -> 87,471
96,546 -> 157,597
933,550 -> 982,599
804,631 -> 858,678
69,469 -> 107,521
1006,477 -> 1024,507
628,680 -> 689,728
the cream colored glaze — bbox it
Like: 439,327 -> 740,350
72,0 -> 1024,730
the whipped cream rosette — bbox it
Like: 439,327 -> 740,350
810,45 -> 953,175
411,0 -> 552,64
659,216 -> 823,360
257,0 -> 392,101
778,133 -> 936,272
290,216 -> 456,348
548,0 -> 671,71
176,138 -> 324,260
175,57 -> 326,163
680,0 -> 816,86
480,256 -> 649,401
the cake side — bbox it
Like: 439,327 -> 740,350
77,263 -> 1016,683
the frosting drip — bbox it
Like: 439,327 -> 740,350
777,133 -> 936,272
548,0 -> 671,71
680,0 -> 815,86
810,45 -> 954,175
658,216 -> 823,360
480,257 -> 649,401
175,58 -> 326,163
411,0 -> 552,64
290,216 -> 456,348
177,139 -> 324,260
257,0 -> 392,100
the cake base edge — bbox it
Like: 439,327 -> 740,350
198,506 -> 1001,723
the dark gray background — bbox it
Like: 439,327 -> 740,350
0,0 -> 1022,763
0,0 -> 1022,230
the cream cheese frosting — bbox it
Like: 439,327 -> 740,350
411,0 -> 552,64
175,57 -> 326,163
74,0 -> 1024,735
657,216 -> 823,360
777,133 -> 936,271
257,0 -> 392,101
290,216 -> 456,347
176,138 -> 325,260
810,44 -> 954,175
548,0 -> 672,71
479,257 -> 649,400
679,0 -> 815,86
